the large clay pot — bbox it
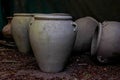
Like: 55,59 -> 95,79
29,14 -> 77,72
91,21 -> 120,63
74,17 -> 98,53
2,17 -> 13,38
11,13 -> 33,54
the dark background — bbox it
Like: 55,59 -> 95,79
0,0 -> 120,31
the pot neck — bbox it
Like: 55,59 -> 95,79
7,17 -> 13,23
34,14 -> 72,20
14,13 -> 33,17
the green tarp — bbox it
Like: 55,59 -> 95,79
0,0 -> 120,31
13,0 -> 66,13
13,0 -> 120,21
0,0 -> 3,31
0,0 -> 13,32
65,0 -> 120,21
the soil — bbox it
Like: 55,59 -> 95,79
0,40 -> 120,80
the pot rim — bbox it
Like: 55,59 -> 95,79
14,13 -> 33,16
91,23 -> 102,56
34,14 -> 72,20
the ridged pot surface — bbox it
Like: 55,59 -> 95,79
74,17 -> 98,53
91,21 -> 120,63
11,13 -> 33,54
29,14 -> 76,72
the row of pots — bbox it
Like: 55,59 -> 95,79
91,21 -> 120,63
11,13 -> 77,72
10,13 -> 120,72
74,17 -> 120,63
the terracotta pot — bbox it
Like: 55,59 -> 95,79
29,14 -> 77,72
11,13 -> 33,54
2,17 -> 12,38
74,17 -> 98,53
91,21 -> 120,63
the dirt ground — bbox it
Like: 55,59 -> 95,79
0,40 -> 120,80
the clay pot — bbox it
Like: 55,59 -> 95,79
29,14 -> 77,72
74,17 -> 98,53
2,17 -> 12,38
11,13 -> 33,54
91,21 -> 120,63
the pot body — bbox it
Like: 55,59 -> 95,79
29,14 -> 76,72
2,17 -> 13,38
91,21 -> 120,63
11,13 -> 33,54
74,17 -> 98,53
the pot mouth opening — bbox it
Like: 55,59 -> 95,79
34,14 -> 72,20
91,23 -> 102,56
14,13 -> 33,17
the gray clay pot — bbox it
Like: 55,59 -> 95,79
11,13 -> 33,54
29,14 -> 77,72
91,21 -> 120,63
74,17 -> 98,53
